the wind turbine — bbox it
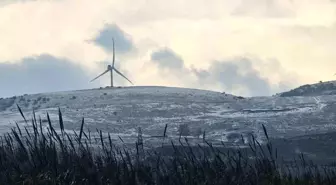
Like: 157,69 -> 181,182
90,38 -> 133,87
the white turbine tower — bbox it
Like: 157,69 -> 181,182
90,38 -> 133,87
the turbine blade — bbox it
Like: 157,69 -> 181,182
112,38 -> 115,67
90,69 -> 110,82
113,68 -> 133,85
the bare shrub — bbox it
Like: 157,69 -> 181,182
178,124 -> 190,136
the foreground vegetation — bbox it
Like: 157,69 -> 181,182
1,106 -> 336,184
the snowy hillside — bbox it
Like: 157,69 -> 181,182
280,80 -> 336,97
1,85 -> 336,149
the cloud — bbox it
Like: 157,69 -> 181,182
151,48 -> 184,70
0,0 -> 335,96
192,59 -> 272,96
0,54 -> 95,98
148,47 -> 194,87
92,24 -> 134,54
232,0 -> 295,18
0,0 -> 32,7
192,57 -> 298,96
150,48 -> 296,96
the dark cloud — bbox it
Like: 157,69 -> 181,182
192,59 -> 272,96
151,48 -> 185,70
93,24 -> 134,54
150,47 -> 293,96
0,54 -> 95,98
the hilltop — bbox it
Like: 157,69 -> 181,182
280,80 -> 336,97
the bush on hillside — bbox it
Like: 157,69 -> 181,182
178,124 -> 190,136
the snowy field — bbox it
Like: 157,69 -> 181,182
1,86 -> 336,152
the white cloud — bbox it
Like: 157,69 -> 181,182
232,0 -> 296,18
0,0 -> 110,70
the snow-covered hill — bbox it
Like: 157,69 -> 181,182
280,80 -> 336,97
0,86 -> 239,144
1,84 -> 336,150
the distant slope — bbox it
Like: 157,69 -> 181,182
280,81 -> 336,97
0,86 -> 238,112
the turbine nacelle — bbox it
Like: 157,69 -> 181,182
107,65 -> 113,70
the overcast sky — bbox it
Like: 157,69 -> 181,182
0,0 -> 335,97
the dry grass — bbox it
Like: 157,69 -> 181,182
0,106 -> 336,184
